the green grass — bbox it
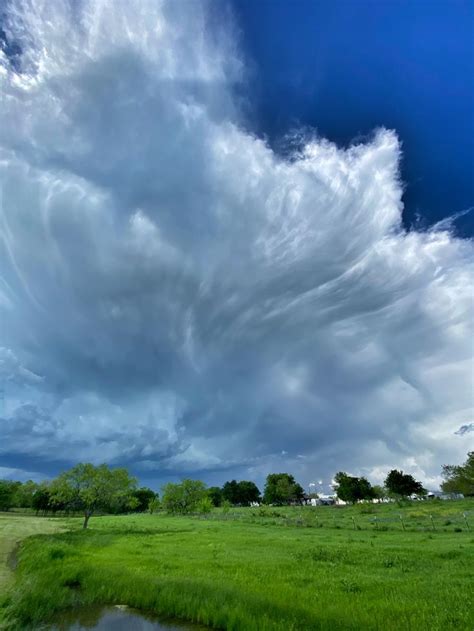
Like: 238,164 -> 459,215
1,500 -> 473,630
211,498 -> 474,533
0,512 -> 71,592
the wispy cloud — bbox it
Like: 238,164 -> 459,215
0,0 -> 472,488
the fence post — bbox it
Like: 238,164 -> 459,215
399,514 -> 405,531
351,516 -> 357,530
374,516 -> 378,530
430,514 -> 436,531
463,513 -> 470,532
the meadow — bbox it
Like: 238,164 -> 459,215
1,499 -> 473,631
0,514 -> 68,592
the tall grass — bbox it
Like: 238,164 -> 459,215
1,501 -> 473,630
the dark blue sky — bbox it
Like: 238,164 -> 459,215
233,0 -> 474,236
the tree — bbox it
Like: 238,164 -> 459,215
222,480 -> 261,506
222,480 -> 240,504
32,484 -> 52,515
441,452 -> 474,496
50,463 -> 137,528
333,472 -> 375,503
132,487 -> 157,512
372,485 -> 385,500
263,473 -> 304,505
236,481 -> 261,505
161,479 -> 207,514
13,480 -> 39,508
148,497 -> 161,514
384,469 -> 426,498
0,480 -> 17,511
207,486 -> 223,507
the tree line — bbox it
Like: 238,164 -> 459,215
159,472 -> 306,516
0,452 -> 471,529
332,469 -> 426,503
0,464 -> 157,526
206,473 -> 305,508
333,453 -> 472,501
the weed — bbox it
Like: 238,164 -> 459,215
340,579 -> 361,593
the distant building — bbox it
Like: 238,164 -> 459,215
426,491 -> 464,500
311,495 -> 337,506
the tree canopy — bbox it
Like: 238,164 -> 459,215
0,480 -> 18,511
161,479 -> 208,514
32,483 -> 53,514
263,473 -> 304,505
333,472 -> 375,503
384,469 -> 426,497
49,463 -> 137,528
222,480 -> 261,506
441,452 -> 474,496
207,486 -> 224,507
131,487 -> 157,512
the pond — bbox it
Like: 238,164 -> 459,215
48,605 -> 209,630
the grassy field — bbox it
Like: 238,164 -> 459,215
1,500 -> 473,630
0,513 -> 71,592
212,498 -> 474,532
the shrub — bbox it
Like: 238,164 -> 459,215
197,497 -> 213,514
162,479 -> 207,515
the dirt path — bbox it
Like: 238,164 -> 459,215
0,513 -> 71,590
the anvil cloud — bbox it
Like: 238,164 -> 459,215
0,0 -> 472,490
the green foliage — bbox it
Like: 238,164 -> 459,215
0,480 -> 18,511
161,479 -> 207,514
12,480 -> 39,508
197,496 -> 213,514
237,480 -> 261,505
263,473 -> 304,505
333,472 -> 375,503
371,485 -> 385,499
441,451 -> 474,496
221,499 -> 232,514
207,486 -> 223,507
131,487 -> 157,513
384,470 -> 426,497
49,463 -> 137,528
222,480 -> 239,504
32,484 -> 53,514
222,480 -> 261,505
148,497 -> 161,514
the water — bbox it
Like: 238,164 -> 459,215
49,605 -> 207,630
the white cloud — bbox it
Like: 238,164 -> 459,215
0,0 -> 472,488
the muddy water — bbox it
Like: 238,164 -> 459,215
49,605 -> 209,630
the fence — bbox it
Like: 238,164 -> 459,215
201,507 -> 473,533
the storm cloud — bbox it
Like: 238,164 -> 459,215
0,0 -> 472,490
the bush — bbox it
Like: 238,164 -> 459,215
162,479 -> 207,515
197,497 -> 213,514
148,497 -> 161,514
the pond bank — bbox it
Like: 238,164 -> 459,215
47,604 -> 209,630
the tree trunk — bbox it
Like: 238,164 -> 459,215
83,512 -> 91,529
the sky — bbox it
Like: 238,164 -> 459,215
0,0 -> 472,493
234,0 -> 474,237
